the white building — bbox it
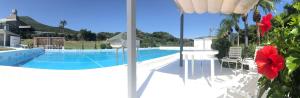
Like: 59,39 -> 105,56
193,36 -> 215,50
0,9 -> 24,47
0,29 -> 20,47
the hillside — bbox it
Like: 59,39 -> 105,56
18,16 -> 78,34
17,16 -> 193,47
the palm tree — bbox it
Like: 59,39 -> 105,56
241,14 -> 250,57
59,20 -> 67,34
220,0 -> 282,46
59,20 -> 67,48
219,14 -> 241,46
242,14 -> 249,48
252,0 -> 282,44
218,0 -> 282,58
241,0 -> 281,57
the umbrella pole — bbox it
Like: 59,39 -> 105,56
237,32 -> 240,46
180,13 -> 184,67
244,15 -> 249,58
122,47 -> 125,64
127,0 -> 137,97
3,32 -> 6,46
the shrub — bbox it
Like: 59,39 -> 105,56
257,2 -> 300,97
100,43 -> 107,49
211,38 -> 231,59
242,44 -> 256,58
99,43 -> 112,49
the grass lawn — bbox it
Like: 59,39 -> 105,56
21,39 -> 108,49
0,47 -> 15,51
64,41 -> 107,49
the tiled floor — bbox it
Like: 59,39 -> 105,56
0,53 -> 258,98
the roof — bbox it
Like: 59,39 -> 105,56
19,26 -> 32,29
0,16 -> 17,24
6,15 -> 17,20
107,33 -> 140,42
34,31 -> 56,34
0,18 -> 17,23
174,0 -> 259,15
0,29 -> 19,36
0,9 -> 18,23
194,36 -> 216,40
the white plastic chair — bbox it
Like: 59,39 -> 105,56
223,46 -> 263,98
223,70 -> 260,98
239,46 -> 263,74
221,47 -> 242,75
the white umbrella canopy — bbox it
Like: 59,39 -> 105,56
174,0 -> 259,67
126,0 -> 260,98
175,0 -> 259,15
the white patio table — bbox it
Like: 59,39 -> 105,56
182,50 -> 218,85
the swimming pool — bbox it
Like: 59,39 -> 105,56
22,49 -> 177,70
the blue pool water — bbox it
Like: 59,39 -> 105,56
22,49 -> 177,70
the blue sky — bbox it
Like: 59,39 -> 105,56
0,0 -> 292,38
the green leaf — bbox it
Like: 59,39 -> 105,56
289,48 -> 300,58
258,77 -> 271,98
288,17 -> 299,26
286,56 -> 299,75
290,28 -> 298,35
293,2 -> 300,11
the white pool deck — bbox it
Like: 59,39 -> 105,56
0,53 -> 257,98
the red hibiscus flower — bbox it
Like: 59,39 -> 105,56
255,46 -> 284,80
259,13 -> 272,37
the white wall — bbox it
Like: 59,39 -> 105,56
204,39 -> 212,50
159,46 -> 196,50
10,36 -> 20,47
194,38 -> 212,50
194,39 -> 204,50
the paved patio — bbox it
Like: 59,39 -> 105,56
0,53 -> 257,98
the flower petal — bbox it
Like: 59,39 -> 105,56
255,45 -> 284,80
263,65 -> 279,79
260,13 -> 273,37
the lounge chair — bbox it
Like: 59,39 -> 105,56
222,46 -> 264,98
239,46 -> 263,73
223,70 -> 260,98
221,47 -> 242,75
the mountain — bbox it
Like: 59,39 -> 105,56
18,16 -> 78,34
16,16 -> 193,47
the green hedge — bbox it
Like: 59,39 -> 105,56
211,38 -> 231,59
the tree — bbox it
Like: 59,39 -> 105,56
252,0 -> 282,44
219,14 -> 241,46
59,20 -> 67,33
96,32 -> 118,41
242,14 -> 249,49
242,0 -> 281,57
59,20 -> 67,48
220,0 -> 282,45
79,29 -> 96,41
